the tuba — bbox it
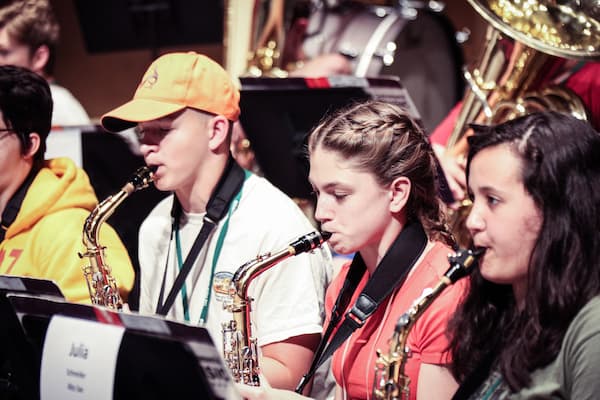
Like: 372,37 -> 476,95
222,231 -> 330,386
372,248 -> 483,400
79,167 -> 154,309
446,0 -> 600,247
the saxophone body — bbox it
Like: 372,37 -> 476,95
79,166 -> 153,309
372,248 -> 483,400
222,231 -> 330,386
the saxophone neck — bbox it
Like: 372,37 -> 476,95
82,189 -> 129,250
231,247 -> 292,299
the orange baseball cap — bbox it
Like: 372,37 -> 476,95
101,52 -> 240,132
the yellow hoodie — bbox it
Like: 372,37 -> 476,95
0,157 -> 134,304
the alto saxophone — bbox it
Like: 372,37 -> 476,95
372,248 -> 483,400
79,166 -> 154,309
222,231 -> 331,386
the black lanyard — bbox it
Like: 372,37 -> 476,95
155,157 -> 245,316
296,221 -> 428,393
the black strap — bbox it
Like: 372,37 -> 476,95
0,168 -> 38,242
296,221 -> 428,393
155,157 -> 245,316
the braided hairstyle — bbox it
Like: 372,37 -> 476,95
307,100 -> 454,246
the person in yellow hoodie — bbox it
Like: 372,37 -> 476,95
0,65 -> 134,304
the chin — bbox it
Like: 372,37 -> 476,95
152,179 -> 170,192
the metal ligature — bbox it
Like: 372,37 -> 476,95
222,231 -> 331,386
372,248 -> 484,400
79,166 -> 154,309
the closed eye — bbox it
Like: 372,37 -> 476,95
333,192 -> 348,200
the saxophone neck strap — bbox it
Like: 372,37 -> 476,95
155,157 -> 246,316
296,221 -> 428,394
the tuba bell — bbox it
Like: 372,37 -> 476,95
445,0 -> 600,247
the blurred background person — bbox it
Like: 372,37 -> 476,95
0,0 -> 90,127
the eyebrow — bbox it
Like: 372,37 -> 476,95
310,180 -> 348,191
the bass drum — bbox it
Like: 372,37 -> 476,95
302,2 -> 464,133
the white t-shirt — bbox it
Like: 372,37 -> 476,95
50,83 -> 91,127
138,173 -> 333,351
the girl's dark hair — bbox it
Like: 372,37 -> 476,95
308,100 -> 454,245
0,65 -> 52,170
448,111 -> 600,390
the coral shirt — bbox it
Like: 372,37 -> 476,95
325,242 -> 467,400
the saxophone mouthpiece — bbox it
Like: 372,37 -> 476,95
290,231 -> 330,254
128,166 -> 154,191
444,247 -> 485,283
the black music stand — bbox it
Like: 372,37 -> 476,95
0,276 -> 64,400
239,76 -> 422,200
3,294 -> 239,400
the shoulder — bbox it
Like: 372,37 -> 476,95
139,195 -> 174,238
142,195 -> 174,224
413,242 -> 456,283
49,83 -> 90,126
564,296 -> 600,346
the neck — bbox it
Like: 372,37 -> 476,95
360,216 -> 406,275
513,280 -> 527,311
0,164 -> 33,218
175,156 -> 229,214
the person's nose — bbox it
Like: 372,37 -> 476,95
314,197 -> 332,223
465,202 -> 485,235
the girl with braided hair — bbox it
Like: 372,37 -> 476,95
239,100 -> 465,400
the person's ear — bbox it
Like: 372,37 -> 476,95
207,115 -> 230,152
389,176 -> 411,213
24,132 -> 41,159
30,45 -> 50,77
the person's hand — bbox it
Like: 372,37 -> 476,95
235,373 -> 313,400
432,143 -> 467,205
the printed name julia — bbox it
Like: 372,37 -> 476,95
68,342 -> 89,359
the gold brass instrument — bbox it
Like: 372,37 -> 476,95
222,231 -> 331,386
223,0 -> 288,79
79,167 -> 154,309
372,248 -> 483,400
446,0 -> 600,247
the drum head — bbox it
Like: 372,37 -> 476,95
303,4 -> 464,133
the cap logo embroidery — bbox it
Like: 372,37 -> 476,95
139,67 -> 158,89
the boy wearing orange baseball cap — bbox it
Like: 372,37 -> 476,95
101,52 -> 332,391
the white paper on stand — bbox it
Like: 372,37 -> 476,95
40,315 -> 125,400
